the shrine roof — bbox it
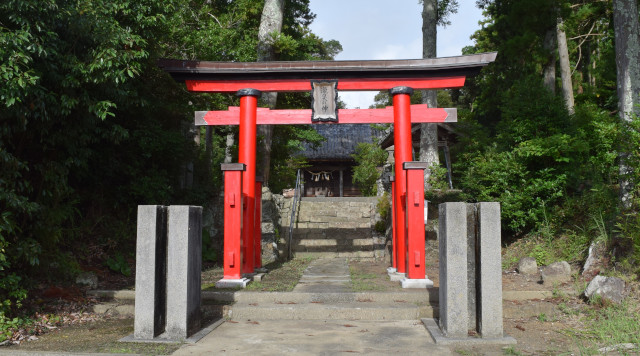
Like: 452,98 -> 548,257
302,124 -> 383,161
158,52 -> 497,82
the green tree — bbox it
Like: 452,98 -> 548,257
352,143 -> 388,197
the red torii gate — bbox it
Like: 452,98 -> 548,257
160,52 -> 497,287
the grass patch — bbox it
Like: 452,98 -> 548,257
244,257 -> 314,292
502,346 -> 523,355
350,266 -> 383,292
563,298 -> 640,353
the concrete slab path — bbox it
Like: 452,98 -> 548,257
171,319 -> 453,355
172,258 -> 452,354
293,258 -> 351,293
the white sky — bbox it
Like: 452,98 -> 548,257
308,0 -> 484,108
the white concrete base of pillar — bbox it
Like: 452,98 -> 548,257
215,278 -> 250,289
389,272 -> 406,281
386,267 -> 397,274
401,278 -> 434,289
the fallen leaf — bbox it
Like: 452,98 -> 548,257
516,325 -> 525,331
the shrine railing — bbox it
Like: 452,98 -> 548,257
288,169 -> 302,259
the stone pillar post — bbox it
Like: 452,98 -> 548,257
425,202 -> 515,346
165,205 -> 202,340
438,202 -> 469,337
477,202 -> 504,338
134,205 -> 167,339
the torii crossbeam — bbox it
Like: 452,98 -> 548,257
160,52 -> 497,288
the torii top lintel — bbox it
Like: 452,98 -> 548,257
158,52 -> 497,93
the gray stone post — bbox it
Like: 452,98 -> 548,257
477,202 -> 504,338
165,206 -> 203,339
466,203 -> 477,331
438,202 -> 469,338
134,205 -> 167,339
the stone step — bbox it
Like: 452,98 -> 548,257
229,301 -> 435,321
89,289 -> 562,305
292,251 -> 377,258
232,291 -> 437,304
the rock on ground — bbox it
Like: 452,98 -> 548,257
582,241 -> 606,278
75,272 -> 98,289
584,275 -> 627,304
518,257 -> 538,275
541,261 -> 571,285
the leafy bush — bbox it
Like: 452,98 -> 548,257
0,213 -> 28,320
374,192 -> 391,234
456,78 -> 609,234
105,253 -> 132,277
426,164 -> 450,191
352,143 -> 387,196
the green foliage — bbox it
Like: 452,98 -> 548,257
352,143 -> 387,197
426,165 -> 450,191
376,192 -> 392,221
455,77 -> 621,234
105,253 -> 131,277
0,315 -> 32,343
374,192 -> 391,234
0,0 -> 337,318
268,124 -> 324,193
202,231 -> 218,263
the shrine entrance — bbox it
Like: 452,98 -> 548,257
160,52 -> 496,288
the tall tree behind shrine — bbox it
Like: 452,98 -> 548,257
420,0 -> 458,189
420,0 -> 440,190
613,0 -> 640,208
256,0 -> 285,184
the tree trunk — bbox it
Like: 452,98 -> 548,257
613,0 -> 640,208
557,17 -> 575,114
256,0 -> 285,185
543,27 -> 556,94
224,131 -> 234,163
420,0 -> 439,190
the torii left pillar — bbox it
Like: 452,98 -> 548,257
238,88 -> 260,276
388,86 -> 413,281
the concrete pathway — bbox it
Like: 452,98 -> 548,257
171,319 -> 453,356
293,258 -> 351,293
172,258 -> 453,355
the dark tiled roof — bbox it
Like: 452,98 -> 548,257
302,124 -> 379,160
